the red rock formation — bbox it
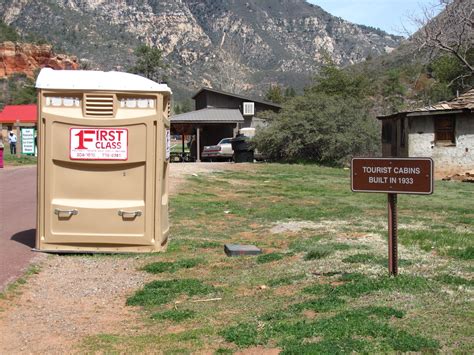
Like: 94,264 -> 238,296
0,42 -> 79,78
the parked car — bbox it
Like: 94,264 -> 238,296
201,138 -> 234,161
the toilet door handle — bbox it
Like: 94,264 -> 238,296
54,209 -> 78,217
118,210 -> 142,218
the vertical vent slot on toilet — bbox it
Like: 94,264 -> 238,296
84,94 -> 115,117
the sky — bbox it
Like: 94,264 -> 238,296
308,0 -> 442,35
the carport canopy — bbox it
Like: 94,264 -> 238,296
171,108 -> 244,161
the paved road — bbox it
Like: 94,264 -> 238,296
0,166 -> 38,291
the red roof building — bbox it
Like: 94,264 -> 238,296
0,104 -> 37,124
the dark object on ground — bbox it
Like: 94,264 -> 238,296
224,244 -> 262,257
234,151 -> 254,163
231,135 -> 254,163
442,170 -> 474,183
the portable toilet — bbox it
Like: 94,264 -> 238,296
35,68 -> 172,253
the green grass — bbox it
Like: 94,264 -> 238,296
256,252 -> 285,264
304,248 -> 332,260
2,148 -> 37,166
195,241 -> 222,249
288,236 -> 324,252
78,163 -> 473,353
342,252 -> 413,266
126,279 -> 217,307
221,306 -> 439,353
220,323 -> 261,347
434,274 -> 474,287
448,246 -> 474,260
302,243 -> 352,260
268,274 -> 306,287
142,258 -> 205,274
399,230 -> 473,260
0,264 -> 41,300
303,273 -> 430,298
151,309 -> 196,322
82,328 -> 213,353
290,295 -> 346,312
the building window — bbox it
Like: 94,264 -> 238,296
435,117 -> 455,144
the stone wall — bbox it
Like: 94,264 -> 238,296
408,113 -> 474,176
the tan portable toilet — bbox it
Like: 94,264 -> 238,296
35,68 -> 172,253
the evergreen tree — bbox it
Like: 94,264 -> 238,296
265,85 -> 284,104
382,69 -> 406,113
284,87 -> 296,98
180,99 -> 194,113
0,21 -> 20,42
254,66 -> 379,165
129,44 -> 168,83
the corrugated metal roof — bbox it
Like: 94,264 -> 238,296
378,89 -> 474,119
171,108 -> 244,123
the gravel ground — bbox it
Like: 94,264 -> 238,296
0,162 -> 241,354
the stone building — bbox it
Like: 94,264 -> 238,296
377,89 -> 474,176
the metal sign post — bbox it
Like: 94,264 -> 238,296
351,158 -> 434,276
387,193 -> 398,275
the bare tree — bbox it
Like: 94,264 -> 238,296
410,0 -> 473,73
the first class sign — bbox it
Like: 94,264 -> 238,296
70,127 -> 128,160
351,158 -> 434,195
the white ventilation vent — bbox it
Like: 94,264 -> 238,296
84,94 -> 114,117
243,102 -> 255,116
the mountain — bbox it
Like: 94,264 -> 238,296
0,41 -> 79,78
0,0 -> 403,99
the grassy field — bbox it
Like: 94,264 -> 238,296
81,164 -> 473,353
2,148 -> 37,166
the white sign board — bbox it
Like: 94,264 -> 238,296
165,129 -> 171,160
70,128 -> 128,160
21,128 -> 35,154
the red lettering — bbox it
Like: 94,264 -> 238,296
74,129 -> 126,152
75,129 -> 94,150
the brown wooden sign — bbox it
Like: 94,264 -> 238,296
351,158 -> 434,195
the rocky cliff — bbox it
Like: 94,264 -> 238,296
0,0 -> 402,98
0,41 -> 79,78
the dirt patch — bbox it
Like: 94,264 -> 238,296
274,285 -> 297,296
0,256 -> 150,353
235,346 -> 281,355
166,325 -> 187,334
0,162 -> 243,354
302,309 -> 318,319
344,232 -> 371,239
270,220 -> 348,234
236,286 -> 260,297
169,162 -> 243,194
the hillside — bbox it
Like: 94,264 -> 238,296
0,0 -> 402,99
